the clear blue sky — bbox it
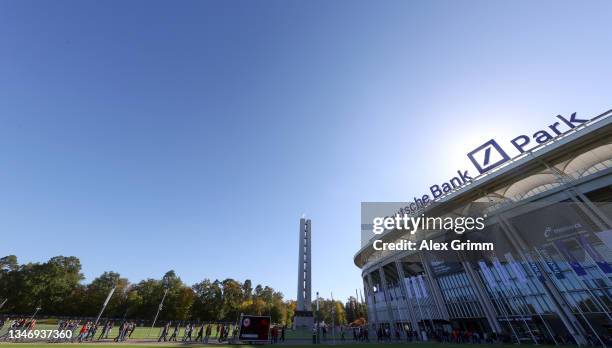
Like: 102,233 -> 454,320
0,0 -> 610,301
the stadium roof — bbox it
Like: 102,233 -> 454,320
354,109 -> 612,268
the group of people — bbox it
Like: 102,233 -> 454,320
0,316 -> 247,344
269,325 -> 286,343
350,326 -> 370,341
369,324 -> 612,346
63,319 -> 137,342
66,320 -> 137,342
158,321 -> 236,343
308,324 -> 365,343
0,318 -> 37,340
0,318 -> 140,343
373,325 -> 501,344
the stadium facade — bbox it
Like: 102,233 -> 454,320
355,109 -> 612,345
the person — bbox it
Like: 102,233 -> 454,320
218,325 -> 225,342
204,324 -> 212,344
106,321 -> 113,339
222,324 -> 229,341
195,323 -> 204,342
98,321 -> 112,340
86,323 -> 97,341
275,326 -> 280,343
312,325 -> 317,344
115,321 -> 129,342
168,322 -> 179,341
64,320 -> 78,342
77,322 -> 89,342
232,324 -> 238,342
113,322 -> 123,342
182,322 -> 193,342
281,326 -> 286,342
97,321 -> 108,340
159,322 -> 170,342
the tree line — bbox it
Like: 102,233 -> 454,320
0,255 -> 366,326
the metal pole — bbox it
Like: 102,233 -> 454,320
28,306 -> 41,324
95,287 -> 116,325
149,288 -> 169,338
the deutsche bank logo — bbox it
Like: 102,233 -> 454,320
467,139 -> 510,174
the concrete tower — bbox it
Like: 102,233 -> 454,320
294,218 -> 314,328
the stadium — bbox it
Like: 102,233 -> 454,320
356,109 -> 612,345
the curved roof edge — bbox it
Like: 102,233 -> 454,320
354,109 -> 612,268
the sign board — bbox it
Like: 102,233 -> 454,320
238,315 -> 271,343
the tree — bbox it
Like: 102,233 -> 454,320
0,254 -> 351,325
344,296 -> 367,324
192,279 -> 223,321
4,256 -> 85,315
84,271 -> 128,318
127,278 -> 163,319
313,298 -> 346,325
285,300 -> 296,327
221,279 -> 243,321
0,255 -> 18,272
269,292 -> 287,324
174,286 -> 196,321
242,279 -> 253,300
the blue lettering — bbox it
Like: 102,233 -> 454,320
511,134 -> 530,153
430,185 -> 442,198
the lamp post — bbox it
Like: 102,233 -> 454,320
95,286 -> 117,326
149,275 -> 170,338
28,303 -> 42,324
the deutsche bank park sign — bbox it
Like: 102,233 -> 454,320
402,112 -> 591,215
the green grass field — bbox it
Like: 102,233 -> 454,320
1,324 -> 233,340
1,324 -> 313,340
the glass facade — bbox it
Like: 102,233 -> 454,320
358,126 -> 612,345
